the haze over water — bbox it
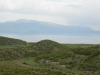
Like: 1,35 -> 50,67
0,33 -> 100,44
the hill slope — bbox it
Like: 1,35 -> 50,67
0,36 -> 27,46
29,39 -> 68,54
0,39 -> 100,74
0,39 -> 68,61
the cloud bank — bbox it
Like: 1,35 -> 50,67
0,0 -> 100,30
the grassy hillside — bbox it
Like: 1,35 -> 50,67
34,44 -> 100,74
0,36 -> 27,46
0,39 -> 68,61
29,39 -> 68,54
0,65 -> 65,75
0,38 -> 100,75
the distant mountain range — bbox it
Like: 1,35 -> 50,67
0,19 -> 100,35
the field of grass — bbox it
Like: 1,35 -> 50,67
1,41 -> 97,49
62,44 -> 98,48
0,37 -> 100,75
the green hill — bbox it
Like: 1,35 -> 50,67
29,39 -> 68,54
0,39 -> 68,61
0,36 -> 27,46
0,39 -> 100,75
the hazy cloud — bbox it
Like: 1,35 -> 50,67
0,0 -> 100,30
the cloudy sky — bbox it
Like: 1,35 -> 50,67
0,0 -> 100,31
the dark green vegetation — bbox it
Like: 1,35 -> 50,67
0,65 -> 65,75
0,36 -> 100,75
0,36 -> 27,46
29,40 -> 68,54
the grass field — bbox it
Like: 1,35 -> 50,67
62,44 -> 98,48
0,42 -> 97,48
0,41 -> 100,75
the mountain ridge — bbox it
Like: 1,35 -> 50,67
0,19 -> 99,35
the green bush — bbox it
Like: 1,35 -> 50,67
35,50 -> 73,62
0,65 -> 66,75
59,61 -> 67,65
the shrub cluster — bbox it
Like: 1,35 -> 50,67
0,65 -> 65,75
35,50 -> 72,62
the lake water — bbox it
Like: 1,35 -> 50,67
0,33 -> 100,44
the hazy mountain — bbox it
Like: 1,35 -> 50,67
0,19 -> 99,35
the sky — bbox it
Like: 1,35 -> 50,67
0,0 -> 100,31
